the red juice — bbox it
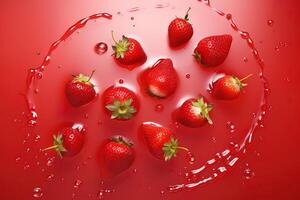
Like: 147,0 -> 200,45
1,0 -> 299,200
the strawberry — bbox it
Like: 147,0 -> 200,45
65,70 -> 96,107
194,35 -> 232,67
139,122 -> 189,161
100,135 -> 135,176
103,86 -> 139,120
43,124 -> 85,157
168,7 -> 194,47
111,31 -> 147,70
141,58 -> 178,98
211,74 -> 252,100
176,97 -> 213,128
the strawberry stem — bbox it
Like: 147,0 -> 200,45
87,70 -> 96,82
240,74 -> 253,82
184,7 -> 191,21
42,145 -> 59,151
177,146 -> 190,152
111,30 -> 117,44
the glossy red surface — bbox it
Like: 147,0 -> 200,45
1,0 -> 299,199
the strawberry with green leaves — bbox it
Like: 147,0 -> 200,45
175,97 -> 213,128
65,71 -> 96,107
43,124 -> 85,157
111,31 -> 147,70
139,122 -> 189,161
103,86 -> 139,120
168,7 -> 194,47
211,74 -> 252,100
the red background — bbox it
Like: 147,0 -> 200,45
0,0 -> 300,199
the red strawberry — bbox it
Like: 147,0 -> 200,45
103,86 -> 139,120
100,135 -> 135,176
168,7 -> 194,47
43,124 -> 85,157
139,122 -> 189,161
176,97 -> 213,128
194,35 -> 232,67
112,31 -> 147,70
141,58 -> 178,98
65,71 -> 96,107
211,74 -> 252,100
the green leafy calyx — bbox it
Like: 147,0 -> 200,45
112,32 -> 131,59
192,98 -> 213,125
105,98 -> 137,119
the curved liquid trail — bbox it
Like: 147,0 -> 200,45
25,13 -> 112,126
167,0 -> 270,192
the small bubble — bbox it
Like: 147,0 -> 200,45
36,72 -> 43,79
243,57 -> 248,62
84,114 -> 89,119
35,135 -> 41,142
118,79 -> 124,84
160,190 -> 165,195
212,137 -> 217,143
15,156 -> 21,162
185,73 -> 191,79
46,157 -> 55,167
24,164 -> 30,170
47,174 -> 54,181
133,168 -> 137,173
74,179 -> 82,188
36,51 -> 41,56
275,46 -> 280,52
117,11 -> 121,15
130,17 -> 135,20
244,168 -> 255,179
155,104 -> 164,112
226,121 -> 236,133
34,89 -> 39,94
94,42 -> 108,55
226,13 -> 232,20
267,19 -> 274,26
33,187 -> 43,198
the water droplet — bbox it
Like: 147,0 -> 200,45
118,79 -> 124,84
84,114 -> 89,119
15,156 -> 21,162
46,157 -> 55,167
185,73 -> 191,79
133,168 -> 137,173
33,187 -> 43,198
74,179 -> 82,188
226,121 -> 236,133
155,104 -> 164,112
34,89 -> 39,94
212,137 -> 217,143
187,151 -> 195,165
94,42 -> 108,55
243,57 -> 248,62
244,168 -> 255,179
35,135 -> 41,142
36,51 -> 41,56
24,164 -> 30,170
130,17 -> 135,20
160,190 -> 165,195
275,46 -> 280,52
47,174 -> 54,181
226,13 -> 232,20
36,72 -> 43,79
267,19 -> 274,26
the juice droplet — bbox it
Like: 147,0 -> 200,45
155,104 -> 164,112
94,42 -> 108,55
74,179 -> 82,188
226,121 -> 236,133
244,168 -> 255,180
185,73 -> 191,79
267,19 -> 274,26
47,174 -> 54,181
130,16 -> 135,20
15,156 -> 21,162
187,151 -> 195,165
34,135 -> 41,142
118,79 -> 124,84
243,57 -> 248,62
24,164 -> 30,170
46,157 -> 55,167
133,168 -> 138,173
33,187 -> 43,198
